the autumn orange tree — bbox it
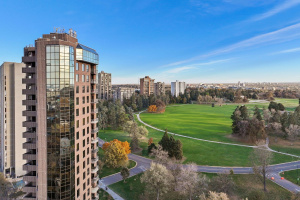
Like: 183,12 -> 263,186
103,139 -> 131,154
148,105 -> 157,113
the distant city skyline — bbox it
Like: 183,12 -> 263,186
1,0 -> 300,84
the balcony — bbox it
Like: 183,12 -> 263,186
23,121 -> 37,128
22,67 -> 36,73
23,184 -> 36,193
91,138 -> 98,144
23,164 -> 37,171
91,99 -> 98,104
23,132 -> 36,139
91,69 -> 97,75
92,148 -> 99,154
91,79 -> 97,84
91,193 -> 99,200
91,127 -> 99,134
92,177 -> 99,185
22,56 -> 35,63
91,157 -> 99,164
92,152 -> 98,159
22,77 -> 36,84
91,89 -> 98,94
23,110 -> 37,117
23,100 -> 36,106
23,142 -> 36,150
91,118 -> 98,124
22,88 -> 35,95
91,109 -> 98,114
23,172 -> 37,182
23,153 -> 36,160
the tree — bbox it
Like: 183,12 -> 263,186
138,126 -> 149,138
174,139 -> 183,160
199,191 -> 229,200
250,142 -> 273,192
148,105 -> 157,113
254,106 -> 262,121
231,107 -> 241,134
140,163 -> 174,200
150,145 -> 169,165
268,101 -> 279,111
117,106 -> 129,128
159,130 -> 170,152
102,139 -> 131,155
175,163 -> 203,200
209,173 -> 235,195
98,101 -> 108,130
103,141 -> 128,168
285,124 -> 300,141
0,173 -> 11,198
130,135 -> 140,152
278,103 -> 285,111
121,167 -> 130,183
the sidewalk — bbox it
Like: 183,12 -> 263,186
99,182 -> 124,200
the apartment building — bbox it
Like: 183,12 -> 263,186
171,80 -> 186,97
22,31 -> 99,200
154,82 -> 165,96
0,62 -> 27,178
113,87 -> 136,102
140,76 -> 155,96
98,71 -> 112,100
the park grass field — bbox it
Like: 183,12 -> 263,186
109,173 -> 293,200
98,98 -> 300,167
281,170 -> 300,186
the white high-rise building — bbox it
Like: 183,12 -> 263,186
0,62 -> 27,178
171,80 -> 186,97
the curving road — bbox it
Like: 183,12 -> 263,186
98,138 -> 300,194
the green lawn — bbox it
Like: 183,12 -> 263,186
109,174 -> 145,200
99,188 -> 113,200
281,170 -> 300,186
110,173 -> 293,200
98,99 -> 299,167
98,148 -> 137,178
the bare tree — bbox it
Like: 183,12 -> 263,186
285,124 -> 300,141
140,163 -> 174,200
150,145 -> 169,165
250,142 -> 273,192
176,163 -> 208,200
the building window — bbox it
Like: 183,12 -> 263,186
82,64 -> 85,71
87,116 -> 89,123
87,168 -> 90,175
76,74 -> 79,82
83,129 -> 85,136
76,109 -> 79,116
76,132 -> 79,140
77,166 -> 79,174
87,106 -> 89,113
87,158 -> 90,165
77,189 -> 80,198
76,86 -> 79,93
83,139 -> 86,147
86,65 -> 89,72
87,127 -> 89,134
83,150 -> 85,158
86,75 -> 89,82
77,178 -> 80,186
83,118 -> 85,126
83,161 -> 86,169
76,143 -> 79,151
83,172 -> 86,180
76,97 -> 79,105
77,155 -> 79,163
82,96 -> 85,104
82,75 -> 85,82
76,63 -> 79,70
87,86 -> 89,93
82,107 -> 85,115
82,86 -> 85,93
76,120 -> 79,128
87,96 -> 89,103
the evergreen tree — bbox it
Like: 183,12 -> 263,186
239,105 -> 249,120
278,103 -> 285,111
231,106 -> 241,134
168,135 -> 176,157
280,112 -> 289,133
254,106 -> 262,121
174,139 -> 183,160
159,129 -> 170,152
268,101 -> 279,111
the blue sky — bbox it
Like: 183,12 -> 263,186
1,0 -> 300,84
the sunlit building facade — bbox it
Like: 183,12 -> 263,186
22,31 -> 99,200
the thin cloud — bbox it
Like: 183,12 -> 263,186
162,22 -> 300,68
166,66 -> 196,74
250,0 -> 300,22
272,47 -> 300,54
